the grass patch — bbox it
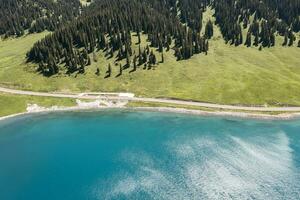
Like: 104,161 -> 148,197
0,93 -> 76,117
0,15 -> 300,106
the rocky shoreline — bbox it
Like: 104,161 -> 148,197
1,104 -> 300,122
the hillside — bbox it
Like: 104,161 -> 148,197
26,0 -> 300,76
0,0 -> 81,37
0,0 -> 299,106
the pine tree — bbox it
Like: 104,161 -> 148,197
254,33 -> 259,46
205,40 -> 209,54
119,63 -> 123,75
142,49 -> 147,63
204,20 -> 213,39
133,55 -> 137,71
138,53 -> 143,65
87,56 -> 91,66
126,51 -> 130,67
137,31 -> 141,44
149,50 -> 156,66
23,0 -> 300,76
82,49 -> 88,60
175,48 -> 182,61
270,33 -> 275,47
245,32 -> 251,47
106,63 -> 112,77
95,68 -> 100,76
283,32 -> 288,46
288,31 -> 295,46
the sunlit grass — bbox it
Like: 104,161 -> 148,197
0,92 -> 76,117
0,23 -> 299,106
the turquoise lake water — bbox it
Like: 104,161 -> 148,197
0,110 -> 300,200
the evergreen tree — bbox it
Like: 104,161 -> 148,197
137,31 -> 141,44
126,52 -> 130,67
204,20 -> 213,39
133,55 -> 137,71
270,33 -> 275,47
288,31 -> 296,46
106,64 -> 112,77
254,33 -> 259,46
283,32 -> 288,46
87,56 -> 91,66
119,63 -> 123,75
95,68 -> 100,76
245,32 -> 251,47
23,0 -> 300,76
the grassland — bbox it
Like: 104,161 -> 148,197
0,92 -> 76,117
0,8 -> 300,106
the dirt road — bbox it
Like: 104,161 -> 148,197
1,87 -> 300,112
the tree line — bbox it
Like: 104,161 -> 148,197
26,0 -> 211,76
23,0 -> 300,76
213,0 -> 300,47
0,0 -> 81,37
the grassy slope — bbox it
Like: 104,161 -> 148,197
0,92 -> 76,117
0,9 -> 300,106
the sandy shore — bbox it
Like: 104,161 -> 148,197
0,112 -> 28,121
1,105 -> 300,122
0,107 -> 122,122
1,86 -> 300,121
131,107 -> 300,120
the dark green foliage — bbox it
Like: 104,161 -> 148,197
149,50 -> 156,66
119,63 -> 123,76
126,52 -> 131,68
270,33 -> 275,47
214,0 -> 300,47
288,31 -> 296,46
21,0 -> 300,76
133,55 -> 137,71
245,32 -> 251,47
95,68 -> 100,76
106,63 -> 111,78
204,20 -> 214,39
283,32 -> 288,46
0,0 -> 81,37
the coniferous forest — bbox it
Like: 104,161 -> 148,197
0,0 -> 81,37
1,0 -> 299,76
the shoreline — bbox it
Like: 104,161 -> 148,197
131,107 -> 300,120
1,105 -> 300,122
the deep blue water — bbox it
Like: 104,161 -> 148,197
0,110 -> 300,200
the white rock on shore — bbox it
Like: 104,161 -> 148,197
26,99 -> 129,113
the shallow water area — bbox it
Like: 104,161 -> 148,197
0,110 -> 300,200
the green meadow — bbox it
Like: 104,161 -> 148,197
0,93 -> 76,117
0,9 -> 299,106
